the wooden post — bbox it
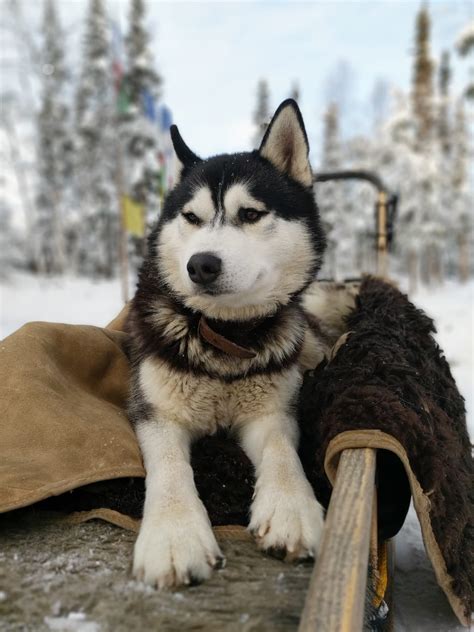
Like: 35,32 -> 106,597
298,449 -> 377,632
376,191 -> 388,278
118,195 -> 129,304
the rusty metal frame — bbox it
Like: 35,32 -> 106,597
313,171 -> 398,278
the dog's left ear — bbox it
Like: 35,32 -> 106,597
170,124 -> 202,183
258,99 -> 312,187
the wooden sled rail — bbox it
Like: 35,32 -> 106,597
299,448 -> 377,632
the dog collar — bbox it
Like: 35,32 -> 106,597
198,316 -> 257,360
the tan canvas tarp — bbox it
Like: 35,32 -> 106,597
0,320 -> 144,514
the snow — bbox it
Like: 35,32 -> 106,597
0,273 -> 472,630
44,612 -> 100,632
0,273 -> 124,339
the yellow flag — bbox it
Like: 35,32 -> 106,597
122,196 -> 145,237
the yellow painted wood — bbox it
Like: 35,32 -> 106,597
298,448 -> 377,632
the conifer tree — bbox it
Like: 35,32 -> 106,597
121,0 -> 162,211
125,0 -> 161,113
35,0 -> 70,274
321,103 -> 339,171
437,51 -> 451,156
451,100 -> 472,281
317,103 -> 347,279
252,79 -> 270,147
0,200 -> 23,279
456,21 -> 474,101
113,0 -> 164,272
410,6 -> 445,285
412,6 -> 434,147
75,0 -> 118,278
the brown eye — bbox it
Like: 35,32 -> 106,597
182,212 -> 201,225
239,208 -> 268,223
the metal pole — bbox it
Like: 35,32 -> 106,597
376,191 -> 388,278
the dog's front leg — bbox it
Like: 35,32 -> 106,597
133,421 -> 223,588
239,413 -> 324,560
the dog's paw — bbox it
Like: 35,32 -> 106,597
249,485 -> 324,561
133,508 -> 224,588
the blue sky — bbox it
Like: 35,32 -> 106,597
142,0 -> 471,159
3,1 -> 472,160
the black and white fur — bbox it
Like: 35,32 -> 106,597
127,100 -> 329,588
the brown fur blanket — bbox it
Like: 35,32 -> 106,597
299,277 -> 473,626
0,277 -> 472,625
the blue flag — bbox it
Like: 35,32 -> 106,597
141,88 -> 157,122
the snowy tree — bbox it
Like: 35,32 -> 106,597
121,0 -> 163,217
374,89 -> 446,288
412,6 -> 434,148
325,60 -> 355,139
456,20 -> 474,55
437,51 -> 451,156
75,0 -> 118,278
0,200 -> 24,279
35,0 -> 72,274
455,20 -> 474,101
252,79 -> 270,147
124,0 -> 162,112
366,93 -> 421,287
434,51 -> 458,279
450,100 -> 472,281
345,134 -> 379,275
317,103 -> 350,280
409,7 -> 445,286
1,2 -> 42,271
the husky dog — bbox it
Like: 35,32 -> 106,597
127,99 -> 329,588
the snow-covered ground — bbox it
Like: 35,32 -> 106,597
0,273 -> 124,338
0,273 -> 472,630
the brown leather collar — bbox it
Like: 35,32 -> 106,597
198,316 -> 257,359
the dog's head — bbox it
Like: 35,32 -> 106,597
153,99 -> 326,320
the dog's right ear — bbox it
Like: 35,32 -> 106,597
170,125 -> 202,183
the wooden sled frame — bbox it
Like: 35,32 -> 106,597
298,448 -> 392,631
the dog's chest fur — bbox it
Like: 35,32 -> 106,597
139,357 -> 302,435
127,294 -> 328,435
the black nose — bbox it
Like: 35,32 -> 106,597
187,253 -> 222,285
